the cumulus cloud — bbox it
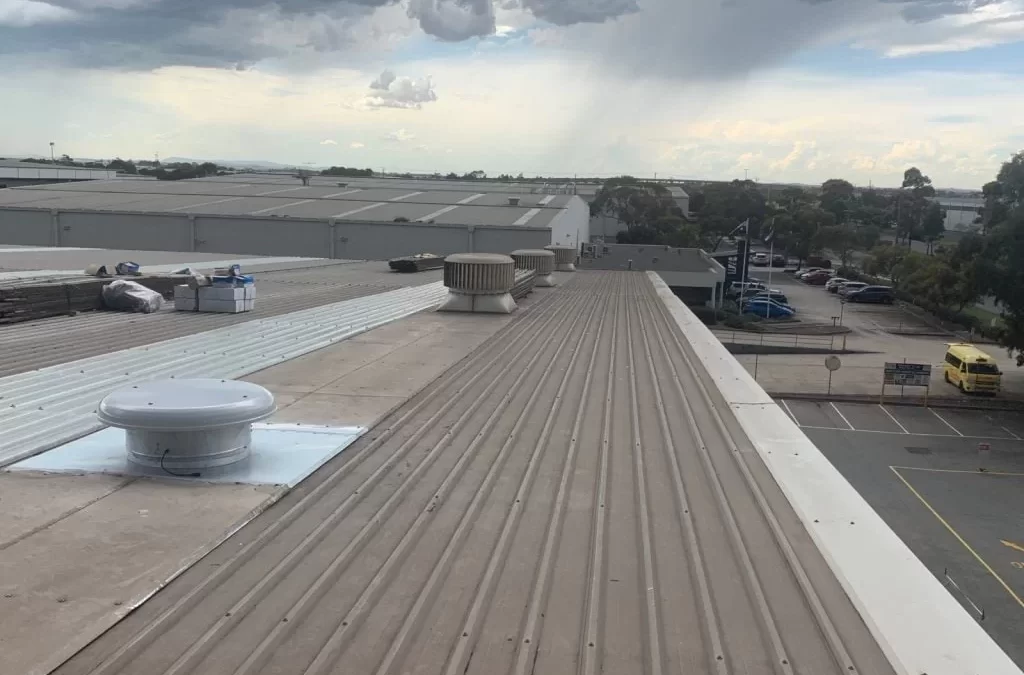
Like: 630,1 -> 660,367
366,68 -> 438,109
350,141 -> 366,148
407,0 -> 494,41
383,128 -> 415,142
320,139 -> 337,145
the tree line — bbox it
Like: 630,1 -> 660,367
591,150 -> 1024,365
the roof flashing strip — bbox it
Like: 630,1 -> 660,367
646,271 -> 1022,675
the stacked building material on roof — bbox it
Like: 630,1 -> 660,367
0,275 -> 182,325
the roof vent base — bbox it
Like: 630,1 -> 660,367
126,426 -> 253,469
535,273 -> 556,287
98,379 -> 276,472
440,292 -> 516,314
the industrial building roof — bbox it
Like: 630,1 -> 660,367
0,177 -> 577,228
51,271 -> 897,675
0,258 -> 1016,675
580,243 -> 724,274
201,172 -> 690,199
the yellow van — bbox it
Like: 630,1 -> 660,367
943,343 -> 1001,394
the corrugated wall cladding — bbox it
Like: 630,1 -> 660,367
0,282 -> 447,468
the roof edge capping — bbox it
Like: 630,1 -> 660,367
646,271 -> 1022,675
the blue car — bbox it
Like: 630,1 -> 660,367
742,297 -> 795,319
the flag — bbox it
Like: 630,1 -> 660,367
730,219 -> 749,237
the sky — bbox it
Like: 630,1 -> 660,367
2,0 -> 1024,188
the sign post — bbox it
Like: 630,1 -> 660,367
825,355 -> 841,396
881,362 -> 932,404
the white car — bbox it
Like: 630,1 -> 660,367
825,277 -> 848,292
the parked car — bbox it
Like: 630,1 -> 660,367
838,281 -> 868,297
845,285 -> 894,304
794,267 -> 824,279
805,256 -> 832,269
751,252 -> 770,266
727,280 -> 767,298
772,254 -> 787,267
743,297 -> 795,319
825,277 -> 849,293
751,290 -> 790,305
802,270 -> 833,285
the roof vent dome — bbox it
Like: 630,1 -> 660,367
439,253 -> 517,314
97,379 -> 276,472
510,249 -> 556,287
544,245 -> 577,272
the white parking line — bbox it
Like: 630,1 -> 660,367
322,189 -> 363,198
929,408 -> 963,436
1002,426 -> 1022,441
830,402 -> 855,431
878,405 -> 910,434
780,399 -> 800,425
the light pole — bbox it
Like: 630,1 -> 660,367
49,142 -> 55,164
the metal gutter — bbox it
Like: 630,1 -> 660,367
0,282 -> 447,468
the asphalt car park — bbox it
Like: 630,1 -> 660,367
780,398 -> 1024,667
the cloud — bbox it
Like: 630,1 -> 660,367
407,0 -> 495,41
320,139 -> 337,145
383,128 -> 416,142
366,68 -> 438,109
3,0 -> 1021,73
516,0 -> 638,25
0,0 -> 76,26
350,141 -> 366,148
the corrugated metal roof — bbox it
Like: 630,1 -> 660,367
0,281 -> 447,468
0,180 -> 572,227
54,271 -> 894,675
0,262 -> 441,377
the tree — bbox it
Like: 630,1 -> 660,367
982,210 -> 1024,364
819,179 -> 855,224
898,167 -> 936,247
921,202 -> 946,254
592,177 -> 688,246
106,158 -> 137,174
813,223 -> 859,267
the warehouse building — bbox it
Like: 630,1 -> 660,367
0,174 -> 590,260
0,159 -> 118,188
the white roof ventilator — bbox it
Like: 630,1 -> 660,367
97,379 -> 276,474
439,253 -> 517,314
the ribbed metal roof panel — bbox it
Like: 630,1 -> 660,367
0,281 -> 447,468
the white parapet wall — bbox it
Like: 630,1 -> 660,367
647,271 -> 1022,675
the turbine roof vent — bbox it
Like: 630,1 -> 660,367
510,250 -> 556,287
544,245 -> 577,272
440,253 -> 517,313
